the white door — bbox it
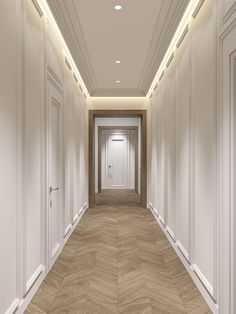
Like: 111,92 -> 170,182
47,90 -> 62,270
106,133 -> 128,189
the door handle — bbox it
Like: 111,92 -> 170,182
49,186 -> 59,193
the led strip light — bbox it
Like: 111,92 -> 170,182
147,0 -> 205,99
33,0 -> 89,98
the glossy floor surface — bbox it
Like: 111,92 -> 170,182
26,190 -> 211,313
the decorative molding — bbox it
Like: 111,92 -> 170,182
47,65 -> 63,91
16,0 -> 25,299
159,71 -> 165,81
47,0 -> 98,94
65,57 -> 72,71
166,52 -> 174,68
73,213 -> 79,224
176,240 -> 189,262
51,95 -> 62,108
138,0 -> 189,93
192,263 -> 214,297
192,0 -> 205,18
31,0 -> 43,17
5,298 -> 21,314
9,268 -> 46,314
219,21 -> 236,314
64,224 -> 72,238
176,25 -> 189,48
222,2 -> 236,25
26,264 -> 45,294
166,225 -> 175,240
159,215 -> 165,225
149,206 -> 218,313
51,243 -> 60,259
73,72 -> 78,83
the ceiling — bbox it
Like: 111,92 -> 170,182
47,0 -> 190,97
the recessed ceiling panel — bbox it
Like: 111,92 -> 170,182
47,0 -> 190,96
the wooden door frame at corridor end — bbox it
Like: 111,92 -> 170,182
88,110 -> 147,208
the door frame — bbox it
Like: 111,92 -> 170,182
98,126 -> 138,193
89,110 -> 147,208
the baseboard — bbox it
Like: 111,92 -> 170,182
5,298 -> 21,314
64,223 -> 72,238
192,263 -> 214,297
148,205 -> 219,314
73,213 -> 79,224
7,203 -> 88,314
26,264 -> 45,293
176,240 -> 189,261
6,267 -> 46,314
166,225 -> 175,240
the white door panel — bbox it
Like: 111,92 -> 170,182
47,87 -> 63,270
107,133 -> 128,189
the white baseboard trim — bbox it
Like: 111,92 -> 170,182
64,223 -> 72,238
5,298 -> 21,314
192,263 -> 214,297
166,225 -> 175,240
16,267 -> 46,314
73,213 -> 79,223
176,240 -> 189,261
159,215 -> 165,226
8,203 -> 89,314
26,264 -> 45,293
148,206 -> 219,314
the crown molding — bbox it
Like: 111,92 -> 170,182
47,0 -> 99,94
138,0 -> 190,94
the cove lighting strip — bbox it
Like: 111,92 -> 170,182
34,0 -> 89,98
147,0 -> 205,99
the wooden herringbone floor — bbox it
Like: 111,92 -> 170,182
26,190 -> 211,314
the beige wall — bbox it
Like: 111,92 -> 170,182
88,97 -> 148,110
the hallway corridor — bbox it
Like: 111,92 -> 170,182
26,191 -> 211,314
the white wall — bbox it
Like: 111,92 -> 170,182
219,1 -> 236,313
0,1 -> 88,313
95,117 -> 140,193
0,1 -> 20,312
148,0 -> 218,311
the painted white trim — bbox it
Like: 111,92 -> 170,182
149,206 -> 218,314
159,215 -> 165,226
51,243 -> 60,259
73,213 -> 79,224
176,240 -> 189,261
26,264 -> 45,293
192,263 -> 214,296
16,0 -> 25,298
166,226 -> 175,240
12,267 -> 46,314
64,224 -> 72,237
5,298 -> 21,314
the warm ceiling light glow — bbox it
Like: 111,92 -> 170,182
147,0 -> 205,99
116,80 -> 121,83
114,5 -> 122,10
115,60 -> 121,64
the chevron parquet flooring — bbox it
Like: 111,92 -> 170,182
25,190 -> 212,314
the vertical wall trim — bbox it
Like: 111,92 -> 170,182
16,0 -> 25,300
189,18 -> 195,266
